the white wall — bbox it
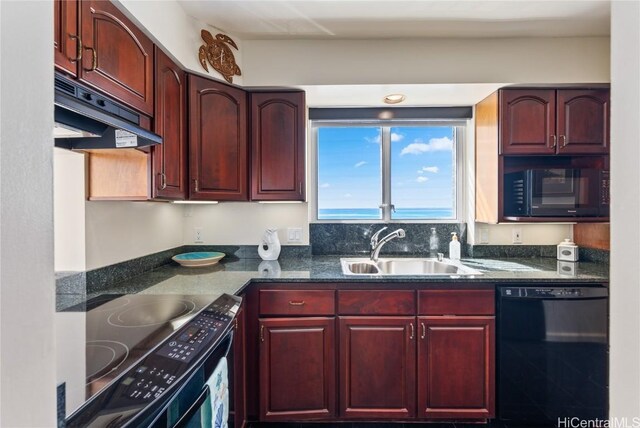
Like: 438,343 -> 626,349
0,1 -> 56,426
182,203 -> 310,246
609,0 -> 640,419
85,201 -> 184,270
116,0 -> 243,85
242,37 -> 610,86
54,149 -> 86,271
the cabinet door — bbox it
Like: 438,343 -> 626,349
54,0 -> 79,76
500,89 -> 556,155
151,47 -> 187,200
250,92 -> 306,201
339,316 -> 416,419
189,75 -> 248,201
79,0 -> 154,115
557,89 -> 609,155
418,316 -> 495,419
259,318 -> 335,421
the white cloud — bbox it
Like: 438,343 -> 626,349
391,132 -> 404,142
365,135 -> 381,144
320,183 -> 330,188
400,136 -> 453,155
416,176 -> 429,183
354,161 -> 367,168
417,170 -> 424,174
420,166 -> 439,173
344,193 -> 353,198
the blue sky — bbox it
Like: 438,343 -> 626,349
317,126 -> 454,210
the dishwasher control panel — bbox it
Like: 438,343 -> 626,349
501,286 -> 608,299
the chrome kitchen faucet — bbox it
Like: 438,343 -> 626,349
370,227 -> 406,262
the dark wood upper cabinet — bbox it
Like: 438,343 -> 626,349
151,47 -> 187,200
188,75 -> 248,201
54,0 -> 79,77
557,89 -> 610,155
79,0 -> 154,115
339,316 -> 416,419
418,316 -> 495,419
259,317 -> 335,421
250,92 -> 306,201
500,89 -> 557,155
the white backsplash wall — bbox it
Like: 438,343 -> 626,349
54,149 -> 87,271
182,203 -> 310,246
85,202 -> 184,270
471,224 -> 573,246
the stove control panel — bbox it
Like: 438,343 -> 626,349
155,309 -> 230,364
117,294 -> 239,402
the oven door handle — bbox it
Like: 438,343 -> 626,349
223,330 -> 234,358
171,384 -> 211,428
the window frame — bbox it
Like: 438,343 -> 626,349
309,120 -> 465,223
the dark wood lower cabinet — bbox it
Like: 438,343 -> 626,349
259,317 -> 335,421
418,316 -> 495,419
339,316 -> 416,419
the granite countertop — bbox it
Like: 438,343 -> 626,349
57,256 -> 608,310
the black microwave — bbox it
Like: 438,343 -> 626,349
504,168 -> 609,217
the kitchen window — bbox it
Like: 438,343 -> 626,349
311,120 -> 464,222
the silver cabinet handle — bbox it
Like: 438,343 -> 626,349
260,325 -> 264,342
421,322 -> 426,340
193,178 -> 199,192
550,135 -> 557,149
288,301 -> 305,306
409,323 -> 415,340
560,135 -> 567,147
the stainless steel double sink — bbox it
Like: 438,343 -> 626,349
340,257 -> 483,277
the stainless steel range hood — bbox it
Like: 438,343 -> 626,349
54,72 -> 162,151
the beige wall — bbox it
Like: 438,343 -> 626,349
182,203 -> 310,246
116,0 -> 243,85
1,1 -> 56,425
85,201 -> 184,270
609,0 -> 640,418
54,149 -> 86,271
242,37 -> 610,86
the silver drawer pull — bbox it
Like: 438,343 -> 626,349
289,301 -> 305,306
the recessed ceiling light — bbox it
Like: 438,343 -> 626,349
383,94 -> 406,104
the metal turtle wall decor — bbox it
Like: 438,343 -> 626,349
198,29 -> 242,84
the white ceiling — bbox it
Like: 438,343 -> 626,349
179,0 -> 610,40
299,83 -> 506,107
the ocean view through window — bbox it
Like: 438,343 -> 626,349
314,122 -> 461,221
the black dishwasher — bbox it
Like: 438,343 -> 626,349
498,286 -> 608,426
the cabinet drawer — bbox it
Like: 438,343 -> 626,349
418,289 -> 495,315
338,290 -> 415,315
260,290 -> 335,316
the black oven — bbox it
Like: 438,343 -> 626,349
504,168 -> 609,217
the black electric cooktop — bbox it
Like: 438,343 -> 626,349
59,293 -> 219,416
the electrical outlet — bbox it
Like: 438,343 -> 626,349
287,227 -> 303,243
194,227 -> 204,243
512,227 -> 523,244
479,227 -> 489,244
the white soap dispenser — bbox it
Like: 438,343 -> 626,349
449,232 -> 461,260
